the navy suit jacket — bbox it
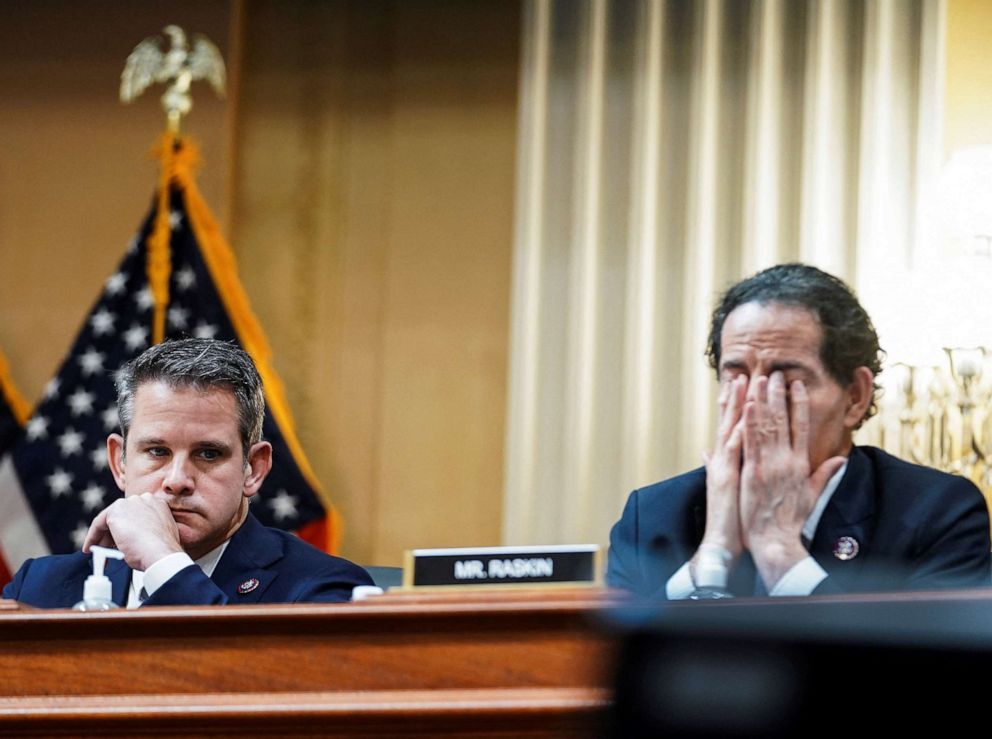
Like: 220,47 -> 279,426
607,446 -> 992,598
3,513 -> 373,608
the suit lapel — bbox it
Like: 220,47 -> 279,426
59,563 -> 89,608
210,513 -> 284,604
810,447 -> 876,588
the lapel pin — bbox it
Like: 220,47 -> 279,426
833,536 -> 860,561
237,577 -> 260,594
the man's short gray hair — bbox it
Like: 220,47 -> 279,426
115,338 -> 265,457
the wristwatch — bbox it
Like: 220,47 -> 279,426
687,586 -> 734,600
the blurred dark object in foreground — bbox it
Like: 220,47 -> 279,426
606,592 -> 992,737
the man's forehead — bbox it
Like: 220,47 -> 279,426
129,431 -> 232,447
719,302 -> 824,359
131,380 -> 239,419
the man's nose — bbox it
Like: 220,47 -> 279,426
161,455 -> 194,495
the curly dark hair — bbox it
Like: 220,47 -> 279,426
705,263 -> 884,425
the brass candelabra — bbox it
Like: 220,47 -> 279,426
862,347 -> 992,513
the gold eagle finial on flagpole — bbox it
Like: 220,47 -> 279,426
120,25 -> 226,135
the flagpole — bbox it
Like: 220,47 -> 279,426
116,26 -> 338,551
0,349 -> 30,425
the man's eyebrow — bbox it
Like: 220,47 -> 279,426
718,359 -> 812,373
719,359 -> 749,372
131,438 -> 233,451
195,440 -> 233,452
767,360 -> 811,373
133,436 -> 167,446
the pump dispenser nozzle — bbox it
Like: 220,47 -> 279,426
74,545 -> 125,611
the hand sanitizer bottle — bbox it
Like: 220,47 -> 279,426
73,546 -> 125,611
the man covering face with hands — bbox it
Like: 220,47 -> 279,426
608,264 -> 991,598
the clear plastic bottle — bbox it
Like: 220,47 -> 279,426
73,545 -> 124,611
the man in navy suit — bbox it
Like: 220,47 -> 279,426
608,264 -> 991,599
3,338 -> 371,607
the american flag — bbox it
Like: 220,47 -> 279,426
0,143 -> 335,584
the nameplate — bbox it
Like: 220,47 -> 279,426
403,545 -> 602,588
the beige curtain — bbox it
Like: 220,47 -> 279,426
503,0 -> 943,546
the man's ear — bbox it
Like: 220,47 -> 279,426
243,441 -> 273,499
844,367 -> 874,428
107,434 -> 127,492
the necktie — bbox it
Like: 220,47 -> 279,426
753,573 -> 768,597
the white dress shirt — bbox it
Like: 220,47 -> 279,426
127,540 -> 230,609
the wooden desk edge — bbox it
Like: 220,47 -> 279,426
0,587 -> 629,626
0,687 -> 612,736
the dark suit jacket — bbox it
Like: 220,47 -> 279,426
607,446 -> 992,598
3,513 -> 373,607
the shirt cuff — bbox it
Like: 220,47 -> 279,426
666,562 -> 696,600
142,552 -> 196,596
768,556 -> 827,596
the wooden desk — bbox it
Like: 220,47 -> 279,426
0,588 -> 619,737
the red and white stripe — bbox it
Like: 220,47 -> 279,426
0,453 -> 51,580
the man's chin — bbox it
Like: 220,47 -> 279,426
175,523 -> 203,551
